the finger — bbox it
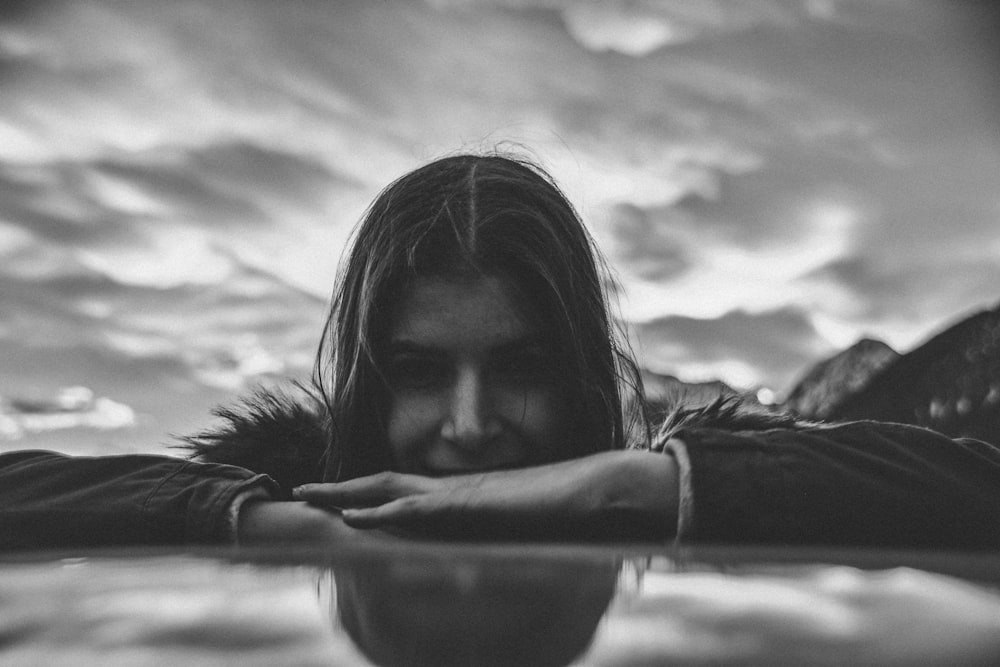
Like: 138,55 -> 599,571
293,472 -> 431,508
341,492 -> 490,538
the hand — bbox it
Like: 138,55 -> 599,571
293,451 -> 679,541
236,500 -> 400,546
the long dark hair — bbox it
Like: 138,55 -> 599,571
315,153 -> 647,481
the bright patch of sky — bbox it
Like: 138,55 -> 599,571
0,387 -> 136,441
77,228 -> 235,288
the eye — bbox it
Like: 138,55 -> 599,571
386,354 -> 450,391
492,346 -> 554,384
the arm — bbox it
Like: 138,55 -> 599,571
665,421 -> 1000,548
236,500 -> 403,546
0,449 -> 279,549
295,421 -> 1000,548
294,450 -> 680,541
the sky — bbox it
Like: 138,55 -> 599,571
1,0 -> 999,454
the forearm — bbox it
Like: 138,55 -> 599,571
237,500 -> 339,545
0,449 -> 278,549
668,422 -> 1000,548
296,449 -> 682,542
459,449 -> 680,540
585,450 -> 679,540
238,501 -> 418,546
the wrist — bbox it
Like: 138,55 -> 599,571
237,500 -> 339,546
605,450 -> 679,540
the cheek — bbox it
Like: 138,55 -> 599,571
497,386 -> 569,458
385,394 -> 440,466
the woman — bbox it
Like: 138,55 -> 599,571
3,153 -> 1000,549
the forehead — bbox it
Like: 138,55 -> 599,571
389,275 -> 534,347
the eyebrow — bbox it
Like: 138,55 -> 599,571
386,334 -> 545,355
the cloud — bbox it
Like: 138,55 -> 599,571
802,256 -> 1000,343
634,306 -> 833,390
603,158 -> 868,329
600,83 -> 1000,347
0,249 -> 327,449
0,138 -> 365,294
0,1 -> 39,23
560,0 -> 801,55
0,386 -> 135,441
0,333 -> 217,453
560,3 -> 691,55
1,255 -> 326,365
606,203 -> 692,281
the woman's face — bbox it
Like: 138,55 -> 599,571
383,274 -> 569,474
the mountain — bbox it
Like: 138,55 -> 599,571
826,302 -> 1000,443
784,338 -> 900,420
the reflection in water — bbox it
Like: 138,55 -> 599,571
591,558 -> 1000,665
4,547 -> 1000,665
324,550 -> 619,667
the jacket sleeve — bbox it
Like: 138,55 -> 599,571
663,421 -> 1000,549
0,450 -> 280,550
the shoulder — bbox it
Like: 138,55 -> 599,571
176,381 -> 332,489
648,396 -> 816,449
650,396 -> 1000,460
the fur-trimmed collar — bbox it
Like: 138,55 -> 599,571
176,382 -> 330,492
650,398 -> 813,445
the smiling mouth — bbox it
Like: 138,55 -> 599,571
415,439 -> 532,476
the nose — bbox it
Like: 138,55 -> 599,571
440,366 -> 502,449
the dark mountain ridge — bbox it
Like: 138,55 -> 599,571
784,338 -> 899,420
786,301 -> 1000,444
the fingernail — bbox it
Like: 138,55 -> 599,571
291,486 -> 307,499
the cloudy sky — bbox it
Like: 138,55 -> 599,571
2,0 -> 998,454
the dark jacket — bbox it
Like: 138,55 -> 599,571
668,420 -> 1000,549
2,387 -> 1000,550
0,450 -> 277,549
